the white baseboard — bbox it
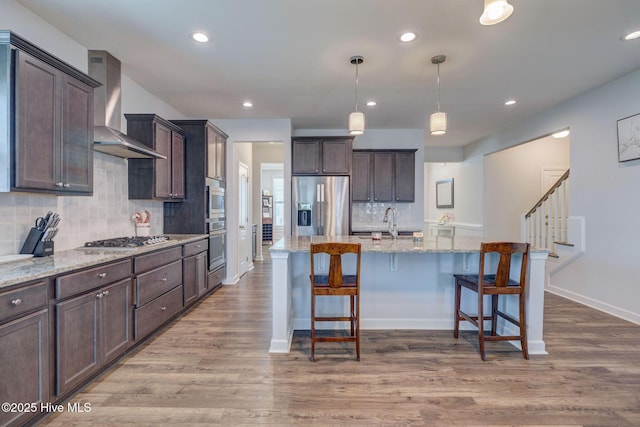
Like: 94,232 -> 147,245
546,285 -> 640,326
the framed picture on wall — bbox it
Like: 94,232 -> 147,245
436,178 -> 454,208
617,112 -> 640,162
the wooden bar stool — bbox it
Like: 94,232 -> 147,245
309,242 -> 361,361
453,242 -> 530,360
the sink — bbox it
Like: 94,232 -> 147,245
356,235 -> 414,240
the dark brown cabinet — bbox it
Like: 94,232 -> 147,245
165,120 -> 228,234
292,137 -> 353,175
56,278 -> 132,396
352,150 -> 416,202
183,243 -> 207,306
55,260 -> 132,396
207,124 -> 227,181
8,34 -> 98,195
126,114 -> 187,201
0,281 -> 49,427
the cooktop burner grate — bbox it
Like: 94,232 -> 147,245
83,236 -> 170,248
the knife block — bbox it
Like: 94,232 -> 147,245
34,240 -> 54,257
19,227 -> 45,254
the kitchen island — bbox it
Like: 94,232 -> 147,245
269,235 -> 548,355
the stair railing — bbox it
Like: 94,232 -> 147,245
524,169 -> 570,253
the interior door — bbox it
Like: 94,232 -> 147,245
238,162 -> 250,276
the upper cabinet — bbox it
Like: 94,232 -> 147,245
207,125 -> 227,181
126,114 -> 187,201
352,149 -> 416,203
292,137 -> 353,175
1,32 -> 100,194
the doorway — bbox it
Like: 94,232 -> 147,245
238,161 -> 251,276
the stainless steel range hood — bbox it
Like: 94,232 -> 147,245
88,50 -> 166,159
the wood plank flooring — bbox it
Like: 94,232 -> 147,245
40,252 -> 640,426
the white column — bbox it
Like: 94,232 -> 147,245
269,251 -> 294,353
527,250 -> 549,354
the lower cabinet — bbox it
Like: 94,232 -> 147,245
0,309 -> 49,427
183,252 -> 207,306
56,278 -> 132,395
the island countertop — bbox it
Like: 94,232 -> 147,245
0,234 -> 207,290
269,235 -> 548,254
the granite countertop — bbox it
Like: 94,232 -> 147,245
0,234 -> 207,290
269,235 -> 548,254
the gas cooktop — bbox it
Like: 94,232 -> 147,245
83,236 -> 170,248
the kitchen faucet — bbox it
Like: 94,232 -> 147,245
383,207 -> 398,239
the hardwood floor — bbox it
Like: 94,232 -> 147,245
40,252 -> 640,426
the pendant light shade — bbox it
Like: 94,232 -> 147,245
430,112 -> 447,136
429,55 -> 447,136
349,55 -> 365,135
349,111 -> 365,135
479,0 -> 514,25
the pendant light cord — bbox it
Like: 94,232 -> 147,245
436,62 -> 441,112
355,60 -> 360,112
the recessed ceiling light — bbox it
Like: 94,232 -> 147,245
242,101 -> 253,108
623,30 -> 640,41
192,32 -> 209,43
552,130 -> 570,138
400,32 -> 416,42
366,101 -> 377,107
504,99 -> 517,106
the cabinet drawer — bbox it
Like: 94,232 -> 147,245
136,260 -> 182,306
208,266 -> 226,289
56,260 -> 131,300
134,246 -> 182,274
0,281 -> 48,323
134,285 -> 183,340
183,239 -> 207,257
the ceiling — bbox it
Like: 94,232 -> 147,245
16,0 -> 640,147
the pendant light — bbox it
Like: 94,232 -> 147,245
349,55 -> 365,135
479,0 -> 514,25
429,55 -> 447,136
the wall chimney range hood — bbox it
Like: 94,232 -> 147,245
88,50 -> 165,159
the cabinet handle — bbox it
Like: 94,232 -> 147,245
63,183 -> 71,188
196,245 -> 201,249
11,298 -> 22,306
96,292 -> 104,298
55,182 -> 64,188
162,277 -> 168,282
98,273 -> 107,279
103,290 -> 110,296
161,306 -> 167,311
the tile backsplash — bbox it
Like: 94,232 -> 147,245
351,202 -> 422,232
0,152 -> 164,256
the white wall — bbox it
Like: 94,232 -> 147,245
0,1 -> 185,255
483,135 -> 570,240
465,68 -> 640,324
423,158 -> 484,237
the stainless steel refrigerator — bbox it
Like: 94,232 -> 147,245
292,176 -> 350,236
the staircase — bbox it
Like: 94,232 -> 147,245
521,169 -> 570,257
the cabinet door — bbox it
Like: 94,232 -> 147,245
322,139 -> 351,174
14,49 -> 60,191
394,152 -> 415,202
61,74 -> 93,193
56,291 -> 100,395
292,140 -> 321,174
153,121 -> 172,198
196,252 -> 207,297
216,133 -> 226,181
206,125 -> 218,179
352,152 -> 372,202
171,131 -> 185,198
373,153 -> 394,202
0,310 -> 49,427
101,279 -> 132,363
182,255 -> 198,306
